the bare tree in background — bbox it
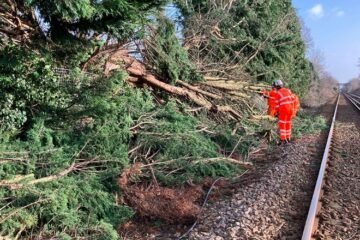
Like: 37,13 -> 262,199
303,49 -> 339,107
342,58 -> 360,93
299,18 -> 313,51
344,77 -> 360,93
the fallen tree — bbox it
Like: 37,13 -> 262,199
103,48 -> 267,120
0,1 -> 316,239
176,0 -> 313,96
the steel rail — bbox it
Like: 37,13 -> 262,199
347,93 -> 360,99
344,93 -> 360,110
346,93 -> 360,101
302,94 -> 340,240
349,93 -> 360,99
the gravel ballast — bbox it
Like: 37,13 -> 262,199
315,96 -> 360,239
189,134 -> 326,240
119,103 -> 340,240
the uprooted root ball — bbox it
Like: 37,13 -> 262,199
118,164 -> 203,224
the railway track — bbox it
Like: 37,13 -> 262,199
302,93 -> 360,240
169,93 -> 358,240
344,93 -> 360,110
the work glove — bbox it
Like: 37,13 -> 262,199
261,89 -> 269,98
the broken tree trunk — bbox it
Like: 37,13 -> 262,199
105,50 -> 245,119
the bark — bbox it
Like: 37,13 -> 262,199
105,50 -> 244,119
176,80 -> 222,99
0,159 -> 107,190
0,163 -> 76,190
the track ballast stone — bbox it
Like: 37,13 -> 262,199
315,96 -> 360,240
190,134 -> 324,240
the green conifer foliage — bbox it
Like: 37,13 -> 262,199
145,17 -> 203,84
0,70 -> 249,238
176,0 -> 312,96
0,73 -> 146,238
0,0 -> 322,237
0,46 -> 71,129
26,0 -> 167,40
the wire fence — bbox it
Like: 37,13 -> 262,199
53,67 -> 99,87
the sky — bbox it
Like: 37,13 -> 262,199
292,0 -> 360,83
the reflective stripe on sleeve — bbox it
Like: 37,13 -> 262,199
280,100 -> 294,106
280,96 -> 293,101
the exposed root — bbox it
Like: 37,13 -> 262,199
118,164 -> 203,224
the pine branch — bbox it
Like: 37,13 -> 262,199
0,198 -> 50,224
0,158 -> 115,190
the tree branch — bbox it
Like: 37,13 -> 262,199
0,198 -> 49,224
0,158 -> 110,190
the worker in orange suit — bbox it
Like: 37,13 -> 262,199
292,93 -> 300,117
272,79 -> 295,145
262,88 -> 279,117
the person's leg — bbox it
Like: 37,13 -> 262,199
287,116 -> 293,141
278,113 -> 287,142
283,115 -> 292,141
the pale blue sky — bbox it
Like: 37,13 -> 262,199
292,0 -> 360,83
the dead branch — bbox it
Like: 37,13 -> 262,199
0,163 -> 76,190
0,0 -> 37,45
143,157 -> 253,168
192,157 -> 253,168
204,76 -> 233,81
27,162 -> 76,185
0,158 -> 114,190
176,80 -> 222,99
185,107 -> 207,113
0,151 -> 29,165
0,198 -> 49,224
252,115 -> 277,121
228,91 -> 251,99
0,158 -> 28,164
107,50 -> 243,119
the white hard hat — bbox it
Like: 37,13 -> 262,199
273,79 -> 284,88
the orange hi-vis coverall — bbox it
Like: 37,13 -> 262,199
275,88 -> 295,141
263,89 -> 279,117
292,94 -> 300,117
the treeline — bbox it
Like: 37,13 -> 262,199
345,78 -> 360,92
302,51 -> 339,107
0,0 -> 319,238
344,58 -> 360,93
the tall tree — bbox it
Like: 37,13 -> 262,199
176,0 -> 313,96
0,0 -> 167,129
0,1 -> 168,239
1,0 -> 166,45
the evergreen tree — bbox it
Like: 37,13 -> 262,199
177,0 -> 313,96
0,1 -> 169,239
0,1 -> 323,238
